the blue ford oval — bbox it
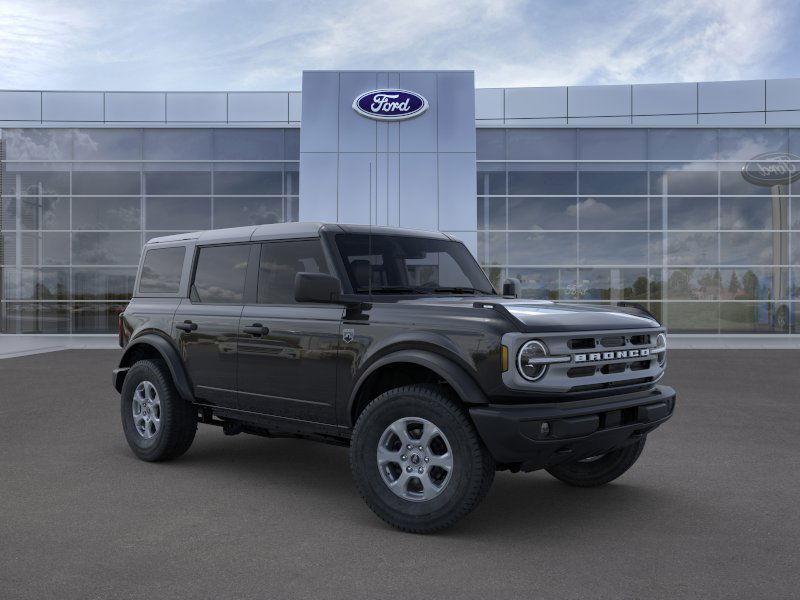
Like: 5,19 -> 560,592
352,89 -> 428,121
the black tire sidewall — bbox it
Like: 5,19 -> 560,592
350,386 -> 491,529
120,360 -> 190,461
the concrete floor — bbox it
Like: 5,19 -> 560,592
1,349 -> 798,599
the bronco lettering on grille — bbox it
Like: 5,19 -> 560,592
574,348 -> 651,363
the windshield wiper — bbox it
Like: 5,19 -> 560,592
355,286 -> 424,294
425,287 -> 491,295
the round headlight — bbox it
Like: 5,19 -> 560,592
655,333 -> 667,365
517,340 -> 549,381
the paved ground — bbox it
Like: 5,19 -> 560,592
1,350 -> 798,599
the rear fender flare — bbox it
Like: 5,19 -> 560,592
116,333 -> 194,402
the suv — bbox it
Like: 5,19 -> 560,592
114,222 -> 675,533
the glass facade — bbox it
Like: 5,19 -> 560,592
477,128 -> 800,334
2,124 -> 799,336
0,128 -> 299,333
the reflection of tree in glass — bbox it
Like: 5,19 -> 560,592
742,270 -> 759,300
728,271 -> 741,296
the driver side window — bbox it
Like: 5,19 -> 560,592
257,239 -> 328,304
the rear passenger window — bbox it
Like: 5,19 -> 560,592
139,247 -> 186,294
192,244 -> 250,304
258,240 -> 328,304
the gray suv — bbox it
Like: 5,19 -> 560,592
114,222 -> 675,533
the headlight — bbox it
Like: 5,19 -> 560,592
653,333 -> 667,365
517,340 -> 550,381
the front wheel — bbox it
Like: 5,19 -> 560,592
349,385 -> 494,533
545,436 -> 647,487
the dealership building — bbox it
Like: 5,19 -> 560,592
1,70 -> 799,343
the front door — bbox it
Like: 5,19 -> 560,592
237,239 -> 342,424
174,243 -> 255,407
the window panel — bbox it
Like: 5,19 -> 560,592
477,197 -> 506,230
666,268 -> 720,300
507,129 -> 576,160
143,129 -> 213,160
144,171 -> 210,195
72,268 -> 137,300
720,169 -> 777,196
19,232 -> 70,265
73,129 -> 141,160
579,171 -> 647,195
213,128 -> 284,160
578,129 -> 646,160
720,197 -> 784,230
720,232 -> 775,265
477,232 -> 506,266
2,268 -> 70,300
648,129 -> 718,161
719,267 -> 781,301
20,196 -> 69,230
477,165 -> 506,195
72,171 -> 141,195
666,232 -> 718,264
213,170 -> 282,195
579,232 -> 648,266
72,302 -> 127,333
665,302 -> 719,333
667,197 -> 718,230
285,197 -> 299,222
578,197 -> 647,230
2,302 -> 71,333
476,129 -> 506,160
71,232 -> 142,266
9,170 -> 70,196
719,302 -> 776,333
285,129 -> 300,159
508,169 -> 576,195
508,268 -> 578,301
508,197 -> 576,230
213,197 -> 283,229
284,165 -> 299,196
508,232 -> 577,266
577,268 -> 649,301
191,244 -> 250,304
72,197 -> 141,230
3,129 -> 73,160
145,197 -> 211,230
649,170 -> 717,195
718,129 -> 788,160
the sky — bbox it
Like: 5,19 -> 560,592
0,0 -> 798,91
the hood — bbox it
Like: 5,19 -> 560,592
396,296 -> 660,332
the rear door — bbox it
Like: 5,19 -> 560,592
174,243 -> 257,407
237,239 -> 343,424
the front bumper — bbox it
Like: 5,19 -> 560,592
470,385 -> 676,472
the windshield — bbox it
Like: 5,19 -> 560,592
334,233 -> 496,295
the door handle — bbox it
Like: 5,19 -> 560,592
243,323 -> 269,336
176,320 -> 198,332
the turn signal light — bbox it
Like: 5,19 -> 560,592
501,345 -> 509,372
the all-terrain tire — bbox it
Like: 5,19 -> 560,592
350,384 -> 494,533
545,436 -> 647,487
121,359 -> 197,462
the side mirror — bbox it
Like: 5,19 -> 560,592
294,272 -> 343,303
502,277 -> 521,298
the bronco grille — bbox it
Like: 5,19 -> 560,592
503,328 -> 666,395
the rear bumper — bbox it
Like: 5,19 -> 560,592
469,385 -> 676,472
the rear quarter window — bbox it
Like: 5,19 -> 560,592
138,246 -> 186,294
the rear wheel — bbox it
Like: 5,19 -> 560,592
121,359 -> 197,462
545,436 -> 647,487
350,384 -> 494,533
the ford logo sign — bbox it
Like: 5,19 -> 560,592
352,89 -> 428,121
742,152 -> 800,186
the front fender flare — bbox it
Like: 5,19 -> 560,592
115,333 -> 195,402
348,349 -> 489,424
